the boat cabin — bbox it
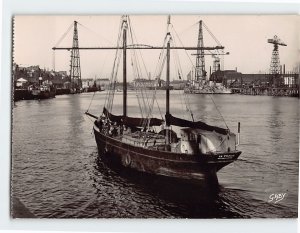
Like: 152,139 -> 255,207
179,128 -> 237,154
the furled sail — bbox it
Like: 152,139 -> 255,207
165,113 -> 229,135
103,107 -> 164,127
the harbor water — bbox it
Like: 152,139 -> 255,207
11,91 -> 299,218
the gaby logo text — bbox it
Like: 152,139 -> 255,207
268,193 -> 287,204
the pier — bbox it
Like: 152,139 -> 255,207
235,86 -> 299,97
214,70 -> 299,97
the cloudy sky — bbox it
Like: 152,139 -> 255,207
14,15 -> 299,81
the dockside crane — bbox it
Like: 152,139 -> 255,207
268,35 -> 287,75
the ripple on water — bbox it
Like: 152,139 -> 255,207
12,93 -> 298,218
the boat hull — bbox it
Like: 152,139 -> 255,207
93,122 -> 241,188
184,89 -> 232,94
31,90 -> 56,99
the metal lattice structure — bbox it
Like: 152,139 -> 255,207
268,35 -> 287,75
195,20 -> 206,81
70,21 -> 82,92
270,45 -> 280,74
212,55 -> 220,73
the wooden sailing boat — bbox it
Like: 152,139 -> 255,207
86,16 -> 241,188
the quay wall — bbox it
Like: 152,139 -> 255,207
14,88 -> 72,101
232,87 -> 299,97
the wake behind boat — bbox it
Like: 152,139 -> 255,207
86,16 -> 241,189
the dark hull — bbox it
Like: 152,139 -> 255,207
14,89 -> 56,101
93,122 -> 241,187
32,90 -> 56,99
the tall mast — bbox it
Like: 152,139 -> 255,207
165,16 -> 171,146
166,33 -> 170,126
166,16 -> 171,127
123,17 -> 127,118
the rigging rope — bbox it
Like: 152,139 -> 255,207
127,16 -> 167,130
201,21 -> 229,128
202,22 -> 222,46
128,17 -> 149,80
169,24 -> 195,121
170,24 -> 195,69
148,37 -> 168,122
54,23 -> 74,47
87,91 -> 96,112
176,21 -> 199,37
127,17 -> 152,121
168,37 -> 185,119
208,94 -> 229,130
86,17 -> 229,132
77,22 -> 113,46
104,17 -> 124,114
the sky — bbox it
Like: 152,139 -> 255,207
14,15 -> 299,81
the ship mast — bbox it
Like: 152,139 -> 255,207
123,17 -> 127,118
166,16 -> 171,145
166,34 -> 170,125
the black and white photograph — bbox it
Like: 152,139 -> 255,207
11,15 -> 299,219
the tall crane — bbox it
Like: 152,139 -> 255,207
268,35 -> 287,75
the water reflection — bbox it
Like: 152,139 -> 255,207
67,95 -> 85,146
268,98 -> 284,149
91,154 -> 244,218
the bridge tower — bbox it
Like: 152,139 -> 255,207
195,20 -> 206,82
70,21 -> 82,93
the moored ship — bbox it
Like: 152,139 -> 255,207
28,78 -> 55,99
185,82 -> 232,94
